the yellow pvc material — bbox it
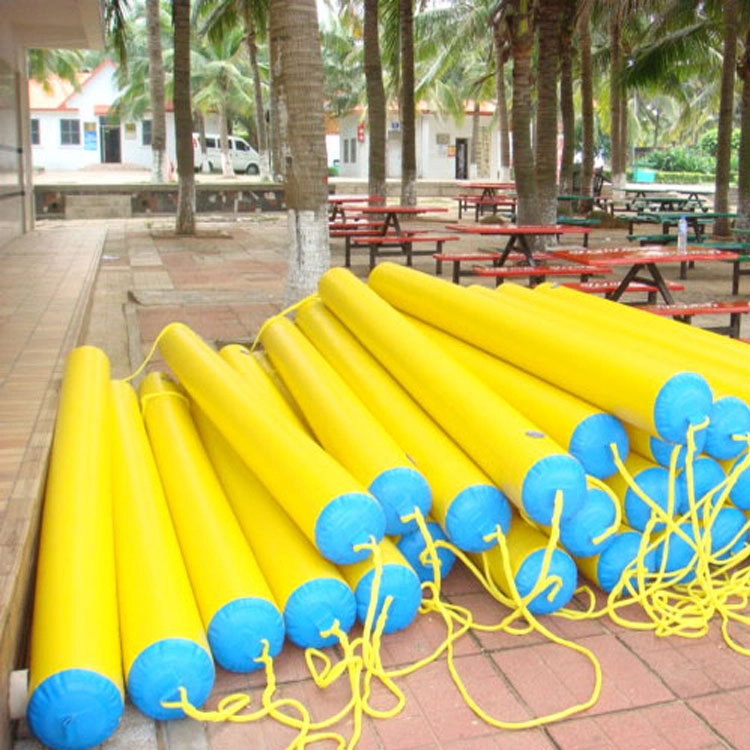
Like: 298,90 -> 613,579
193,409 -> 356,647
258,315 -> 431,534
27,346 -> 123,749
139,372 -> 284,672
110,380 -> 213,718
155,322 -> 385,564
219,343 -> 311,434
317,267 -> 586,526
294,296 -> 510,551
366,264 -> 712,444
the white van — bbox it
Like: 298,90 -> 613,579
192,133 -> 261,175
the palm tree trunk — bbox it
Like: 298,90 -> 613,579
400,0 -> 417,206
469,101 -> 481,179
270,0 -> 330,305
364,0 -> 387,202
241,5 -> 271,181
506,0 -> 539,226
558,0 -> 577,202
173,0 -> 195,235
492,21 -> 511,182
714,0 -> 739,237
535,0 -> 562,226
146,0 -> 167,183
579,0 -> 594,201
219,109 -> 234,177
609,4 -> 624,188
737,26 -> 750,226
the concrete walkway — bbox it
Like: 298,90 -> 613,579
5,211 -> 750,750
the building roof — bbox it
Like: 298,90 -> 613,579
28,58 -> 115,113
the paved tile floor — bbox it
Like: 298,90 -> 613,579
6,209 -> 750,749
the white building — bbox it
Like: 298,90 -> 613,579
28,58 -> 188,172
338,103 -> 501,181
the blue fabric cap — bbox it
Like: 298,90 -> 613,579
652,372 -> 713,444
596,530 -> 656,593
445,483 -> 511,552
705,396 -> 750,460
654,522 -> 697,584
729,454 -> 750,510
284,578 -> 357,648
559,486 -> 617,558
677,456 -> 726,515
127,638 -> 214,720
709,506 -> 749,561
397,521 -> 456,583
514,547 -> 578,615
624,465 -> 682,533
354,563 -> 422,634
369,466 -> 432,535
521,453 -> 587,526
27,668 -> 123,750
207,596 -> 285,673
649,427 -> 707,468
315,490 -> 386,564
569,413 -> 629,479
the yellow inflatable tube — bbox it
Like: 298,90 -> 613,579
26,346 -> 123,750
259,315 -> 432,535
110,380 -> 214,719
294,296 -> 510,552
156,322 -> 385,564
366,264 -> 712,445
317,267 -> 587,527
406,314 -> 628,480
194,410 -> 357,649
140,372 -> 285,673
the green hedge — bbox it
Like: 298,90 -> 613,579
626,169 -> 732,184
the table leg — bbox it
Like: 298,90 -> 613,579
498,236 -> 518,266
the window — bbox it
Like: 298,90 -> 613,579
350,138 -> 357,163
343,139 -> 349,163
60,119 -> 80,146
142,120 -> 152,146
30,119 -> 40,145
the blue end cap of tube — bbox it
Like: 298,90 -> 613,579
445,484 -> 511,552
729,455 -> 750,510
559,486 -> 617,558
369,466 -> 432,536
127,638 -> 215,720
653,372 -> 713,444
207,597 -> 285,673
315,491 -> 387,564
705,396 -> 750,461
569,413 -> 629,480
709,506 -> 749,561
354,563 -> 422,634
596,530 -> 656,594
284,578 -> 357,648
514,548 -> 578,615
649,427 -> 707,468
654,522 -> 697,585
27,669 -> 123,750
521,453 -> 587,526
623,465 -> 681,533
397,521 -> 456,583
677,456 -> 726,516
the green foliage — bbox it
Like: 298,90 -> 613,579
639,145 -> 715,174
698,128 -> 741,157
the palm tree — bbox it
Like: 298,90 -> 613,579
146,0 -> 168,182
193,0 -> 271,180
400,0 -> 417,206
173,0 -> 195,234
364,0 -> 387,202
578,0 -> 595,203
269,0 -> 330,304
737,25 -> 750,224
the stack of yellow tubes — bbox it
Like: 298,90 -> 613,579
26,346 -> 124,750
140,372 -> 285,673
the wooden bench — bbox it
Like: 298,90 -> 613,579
640,300 -> 750,338
700,241 -> 750,295
350,232 -> 461,270
472,263 -> 611,287
560,279 -> 685,303
454,194 -> 517,221
556,217 -> 600,246
433,250 -> 554,283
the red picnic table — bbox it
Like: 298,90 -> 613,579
444,223 -> 593,266
551,246 -> 740,304
462,181 -> 516,199
356,205 -> 448,234
327,194 -> 384,222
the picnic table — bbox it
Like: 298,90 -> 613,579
640,211 -> 739,242
462,181 -> 516,199
551,246 -> 739,304
444,223 -> 592,267
327,194 -> 383,222
355,204 -> 448,234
